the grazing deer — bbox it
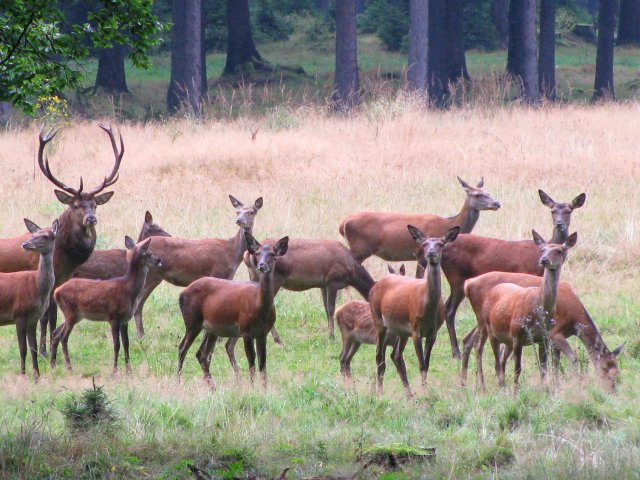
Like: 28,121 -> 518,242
369,226 -> 460,397
0,124 -> 123,356
131,196 -> 267,338
339,177 -> 499,267
433,190 -> 586,359
336,264 -> 405,381
0,220 -> 58,379
72,211 -> 171,337
50,237 -> 161,373
462,231 -> 579,389
177,233 -> 289,387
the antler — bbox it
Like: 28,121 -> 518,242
88,123 -> 124,195
38,125 -> 83,195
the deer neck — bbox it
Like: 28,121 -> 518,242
550,226 -> 568,244
257,268 -> 276,322
419,261 -> 442,322
574,310 -> 610,368
53,210 -> 97,280
36,250 -> 55,300
232,226 -> 251,270
124,260 -> 150,305
538,265 -> 562,323
452,198 -> 479,234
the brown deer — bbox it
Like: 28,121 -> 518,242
50,237 -> 161,373
0,219 -> 58,379
0,124 -> 123,356
72,211 -> 171,337
462,231 -> 579,389
177,232 -> 289,387
131,196 -> 269,339
369,226 -> 460,397
339,177 -> 499,266
433,190 -> 586,359
336,264 -> 405,381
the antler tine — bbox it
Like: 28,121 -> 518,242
89,123 -> 124,195
37,125 -> 80,195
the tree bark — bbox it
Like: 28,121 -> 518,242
539,0 -> 556,100
443,0 -> 469,84
618,0 -> 640,45
408,0 -> 429,92
334,0 -> 359,110
94,44 -> 129,93
167,0 -> 203,115
428,0 -> 446,104
593,0 -> 619,100
492,0 -> 509,47
507,0 -> 524,77
224,0 -> 263,75
521,0 -> 539,104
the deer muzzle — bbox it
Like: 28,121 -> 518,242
84,214 -> 98,226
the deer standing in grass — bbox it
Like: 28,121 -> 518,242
51,237 -> 161,373
339,177 -> 499,269
0,220 -> 58,379
433,190 -> 586,359
462,231 -> 580,389
0,125 -> 123,356
177,232 -> 288,387
369,226 -> 460,397
336,264 -> 405,381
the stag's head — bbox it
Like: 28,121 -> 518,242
245,232 -> 288,274
230,195 -> 263,231
538,190 -> 586,235
21,219 -> 59,254
533,230 -> 577,271
458,176 -> 501,211
138,211 -> 172,242
38,124 -> 123,230
409,225 -> 460,266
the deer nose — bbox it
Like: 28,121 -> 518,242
555,219 -> 566,227
85,215 -> 97,226
492,201 -> 501,210
21,242 -> 30,250
539,256 -> 550,266
257,262 -> 268,272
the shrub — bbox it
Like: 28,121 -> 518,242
59,379 -> 116,432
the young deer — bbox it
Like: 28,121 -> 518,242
177,232 -> 288,387
132,196 -> 267,338
72,211 -> 171,337
336,264 -> 405,381
51,237 -> 161,373
369,226 -> 460,397
0,219 -> 58,379
463,231 -> 578,389
339,177 -> 499,267
435,190 -> 586,359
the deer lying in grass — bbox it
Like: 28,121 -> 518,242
72,211 -> 171,337
0,220 -> 58,379
336,264 -> 405,381
51,237 -> 161,373
177,232 -> 288,387
462,231 -> 583,389
369,226 -> 460,397
339,177 -> 499,268
432,190 -> 586,359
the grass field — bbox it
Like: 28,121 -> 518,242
0,100 -> 639,479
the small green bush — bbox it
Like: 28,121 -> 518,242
59,379 -> 116,432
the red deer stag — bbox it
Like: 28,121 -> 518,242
72,211 -> 171,337
51,237 -> 161,373
0,124 -> 123,356
339,177 -> 499,268
369,226 -> 460,397
0,220 -> 58,379
432,190 -> 586,359
461,231 -> 580,389
177,232 -> 289,387
336,264 -> 405,381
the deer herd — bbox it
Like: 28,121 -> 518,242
0,125 -> 624,396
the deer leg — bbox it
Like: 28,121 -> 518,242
445,287 -> 465,359
550,334 -> 577,371
243,335 -> 257,386
133,277 -> 162,339
270,326 -> 283,345
110,320 -> 121,374
27,321 -> 40,381
321,286 -> 337,339
339,335 -> 354,380
475,330 -> 488,390
15,320 -> 28,376
375,328 -> 387,394
422,334 -> 437,385
195,333 -> 218,383
391,337 -> 412,397
513,339 -> 524,386
343,342 -> 362,382
538,343 -> 549,381
177,325 -> 202,376
460,327 -> 478,386
58,320 -> 77,371
489,337 -> 504,387
412,332 -> 427,388
256,334 -> 268,388
38,300 -> 55,357
224,337 -> 241,379
120,322 -> 132,374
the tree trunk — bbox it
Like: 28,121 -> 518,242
315,0 -> 330,12
94,44 -> 129,93
507,0 -> 524,77
492,0 -> 509,47
618,0 -> 640,45
224,0 -> 263,75
334,0 -> 359,110
0,102 -> 11,125
521,0 -> 539,104
539,0 -> 556,100
443,0 -> 469,84
428,0 -> 446,104
167,0 -> 203,115
593,0 -> 619,100
407,0 -> 429,92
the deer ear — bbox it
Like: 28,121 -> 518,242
54,190 -> 75,205
387,264 -> 395,274
145,211 -> 153,224
399,264 -> 406,276
476,177 -> 484,188
94,191 -> 114,205
51,219 -> 59,237
443,226 -> 460,244
571,193 -> 586,209
407,225 -> 426,244
138,237 -> 152,253
612,343 -> 625,356
538,189 -> 556,208
124,236 -> 136,250
274,236 -> 289,256
254,197 -> 263,210
229,195 -> 243,209
24,218 -> 41,233
244,231 -> 260,254
457,176 -> 471,192
563,232 -> 578,249
532,230 -> 546,249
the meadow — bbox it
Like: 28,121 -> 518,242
0,99 -> 639,479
